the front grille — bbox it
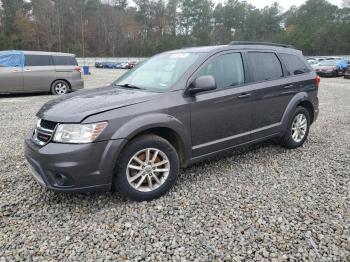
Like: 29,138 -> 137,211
32,119 -> 57,146
40,119 -> 57,130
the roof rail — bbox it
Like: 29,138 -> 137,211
229,41 -> 294,48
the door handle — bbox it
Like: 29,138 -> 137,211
24,69 -> 31,72
284,84 -> 294,89
237,93 -> 251,99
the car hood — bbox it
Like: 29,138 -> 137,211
37,85 -> 162,122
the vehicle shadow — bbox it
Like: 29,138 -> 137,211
0,92 -> 50,98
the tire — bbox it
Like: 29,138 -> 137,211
113,135 -> 180,201
51,80 -> 69,95
280,106 -> 310,149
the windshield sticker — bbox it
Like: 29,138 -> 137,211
170,53 -> 190,58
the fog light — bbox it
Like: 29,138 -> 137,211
54,173 -> 69,186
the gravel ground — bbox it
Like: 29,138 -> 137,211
0,70 -> 349,261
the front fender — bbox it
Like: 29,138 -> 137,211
110,113 -> 192,163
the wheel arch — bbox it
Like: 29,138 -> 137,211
297,100 -> 315,124
281,92 -> 315,130
128,127 -> 188,168
110,114 -> 192,168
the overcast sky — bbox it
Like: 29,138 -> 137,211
212,0 -> 343,10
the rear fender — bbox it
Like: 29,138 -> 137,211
281,92 -> 312,131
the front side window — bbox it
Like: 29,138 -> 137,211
0,53 -> 22,67
113,52 -> 202,91
246,52 -> 283,82
25,55 -> 51,66
280,53 -> 310,75
198,53 -> 245,89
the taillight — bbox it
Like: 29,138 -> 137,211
74,67 -> 81,73
315,76 -> 320,88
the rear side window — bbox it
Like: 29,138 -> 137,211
246,52 -> 283,82
279,53 -> 310,75
52,56 -> 78,66
198,53 -> 245,89
25,55 -> 51,66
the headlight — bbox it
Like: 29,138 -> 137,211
53,122 -> 108,143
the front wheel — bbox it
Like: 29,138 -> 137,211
280,106 -> 310,149
113,135 -> 180,201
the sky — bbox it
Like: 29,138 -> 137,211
212,0 -> 343,10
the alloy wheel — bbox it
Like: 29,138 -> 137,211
54,82 -> 68,95
291,113 -> 308,143
126,148 -> 170,192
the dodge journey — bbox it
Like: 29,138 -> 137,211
24,42 -> 320,201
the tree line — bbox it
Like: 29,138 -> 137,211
0,0 -> 349,57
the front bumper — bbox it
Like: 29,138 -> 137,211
24,138 -> 126,193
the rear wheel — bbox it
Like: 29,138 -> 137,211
51,80 -> 69,95
113,135 -> 180,201
280,106 -> 310,149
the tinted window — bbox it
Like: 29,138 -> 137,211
246,52 -> 283,82
25,55 -> 51,66
279,53 -> 310,75
53,56 -> 78,66
198,53 -> 244,89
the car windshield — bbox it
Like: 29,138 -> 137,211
113,52 -> 202,91
319,60 -> 336,66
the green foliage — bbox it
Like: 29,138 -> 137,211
0,0 -> 349,56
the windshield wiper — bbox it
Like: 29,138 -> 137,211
114,83 -> 143,90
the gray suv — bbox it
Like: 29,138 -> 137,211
24,42 -> 320,201
0,51 -> 83,95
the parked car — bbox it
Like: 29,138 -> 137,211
25,42 -> 319,201
126,61 -> 137,69
0,50 -> 83,95
103,62 -> 117,69
307,59 -> 319,67
345,66 -> 350,79
119,62 -> 130,69
314,60 -> 344,77
95,62 -> 108,68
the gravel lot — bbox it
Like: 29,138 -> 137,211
1,69 -> 349,261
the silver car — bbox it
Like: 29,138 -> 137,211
0,51 -> 84,95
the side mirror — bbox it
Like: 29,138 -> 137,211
189,75 -> 217,95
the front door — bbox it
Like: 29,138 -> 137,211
0,66 -> 23,93
190,52 -> 252,157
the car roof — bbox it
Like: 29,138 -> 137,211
20,51 -> 75,56
167,43 -> 301,55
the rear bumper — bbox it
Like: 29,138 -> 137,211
70,79 -> 84,90
313,96 -> 319,123
24,138 -> 126,193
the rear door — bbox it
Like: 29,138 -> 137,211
23,54 -> 56,92
245,51 -> 293,139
